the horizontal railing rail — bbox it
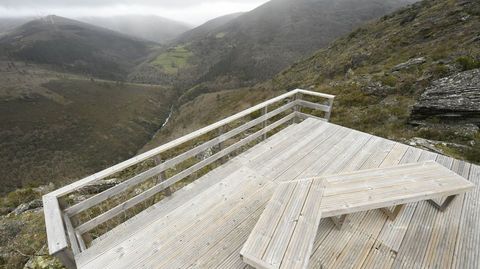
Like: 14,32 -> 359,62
43,89 -> 335,269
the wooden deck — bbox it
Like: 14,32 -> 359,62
73,118 -> 480,269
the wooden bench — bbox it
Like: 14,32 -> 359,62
240,177 -> 325,269
240,161 -> 474,269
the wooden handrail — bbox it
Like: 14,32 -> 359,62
76,113 -> 296,234
64,101 -> 298,217
43,89 -> 335,265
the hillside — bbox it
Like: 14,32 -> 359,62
79,15 -> 191,44
0,61 -> 177,194
149,0 -> 480,165
131,0 -> 415,89
263,0 -> 480,163
0,15 -> 156,80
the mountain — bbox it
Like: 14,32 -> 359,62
79,15 -> 191,44
0,15 -> 156,80
148,0 -> 480,165
133,0 -> 416,89
175,13 -> 243,42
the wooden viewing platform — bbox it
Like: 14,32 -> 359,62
43,89 -> 480,269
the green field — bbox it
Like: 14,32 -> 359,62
151,45 -> 193,74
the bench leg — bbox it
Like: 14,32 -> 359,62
380,204 -> 405,221
427,195 -> 456,212
330,215 -> 347,230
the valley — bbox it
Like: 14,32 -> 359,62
0,61 -> 177,194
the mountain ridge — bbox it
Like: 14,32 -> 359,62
79,15 -> 191,44
134,0 -> 417,89
0,15 -> 157,80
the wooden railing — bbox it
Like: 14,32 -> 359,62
42,89 -> 335,268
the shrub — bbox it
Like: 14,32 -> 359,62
2,188 -> 40,208
456,56 -> 480,71
380,75 -> 397,87
431,64 -> 450,78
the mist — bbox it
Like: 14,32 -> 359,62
0,0 -> 269,25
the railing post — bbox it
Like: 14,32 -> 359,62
218,125 -> 228,163
262,106 -> 268,140
154,156 -> 171,196
293,92 -> 302,123
325,97 -> 334,121
53,248 -> 77,269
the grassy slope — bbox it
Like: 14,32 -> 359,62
0,63 -> 176,194
150,45 -> 193,74
260,0 -> 480,163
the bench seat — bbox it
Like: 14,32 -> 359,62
240,161 -> 474,269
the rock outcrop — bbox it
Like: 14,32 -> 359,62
392,57 -> 426,71
411,68 -> 480,124
11,199 -> 43,215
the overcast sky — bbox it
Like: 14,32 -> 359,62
0,0 -> 270,25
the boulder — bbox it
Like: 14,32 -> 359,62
361,81 -> 395,97
392,57 -> 426,71
23,254 -> 63,269
411,68 -> 480,124
11,199 -> 43,216
77,178 -> 121,195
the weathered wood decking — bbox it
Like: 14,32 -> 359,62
72,118 -> 480,269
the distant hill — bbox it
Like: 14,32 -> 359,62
79,15 -> 191,44
134,0 -> 416,88
0,15 -> 156,80
175,13 -> 243,43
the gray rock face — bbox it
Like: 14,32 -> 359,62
77,178 -> 121,195
392,57 -> 426,71
411,68 -> 480,124
11,199 -> 43,215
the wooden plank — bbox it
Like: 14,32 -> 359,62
452,163 -> 480,269
63,213 -> 81,256
390,155 -> 453,269
296,89 -> 335,99
240,182 -> 300,266
43,195 -> 69,254
421,159 -> 470,268
296,100 -> 331,112
281,179 -> 325,269
260,180 -> 312,268
295,112 -> 327,122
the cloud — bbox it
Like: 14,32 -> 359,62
0,0 -> 268,25
0,0 -> 265,9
